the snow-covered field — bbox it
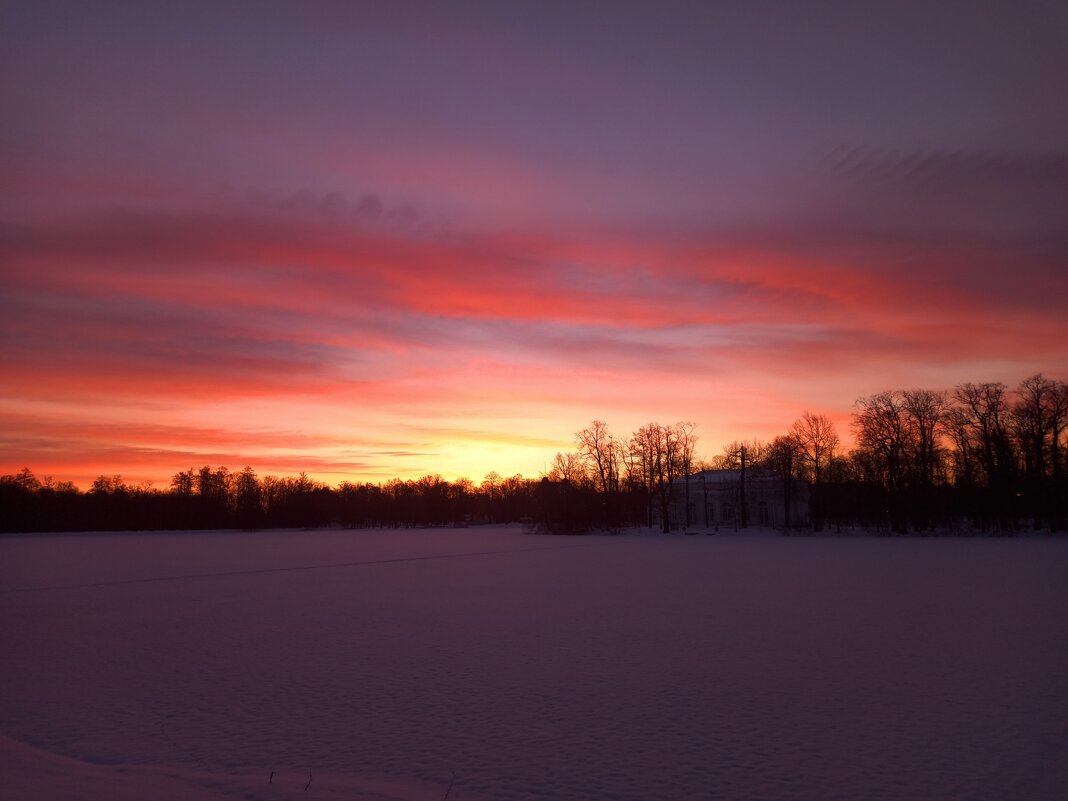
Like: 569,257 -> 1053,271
2,527 -> 1066,801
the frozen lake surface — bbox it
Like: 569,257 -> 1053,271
2,527 -> 1067,800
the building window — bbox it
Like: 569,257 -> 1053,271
758,500 -> 769,524
722,502 -> 734,522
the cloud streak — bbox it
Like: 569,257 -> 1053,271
4,196 -> 1063,487
3,2 -> 1066,486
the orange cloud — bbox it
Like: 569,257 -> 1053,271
3,203 -> 1065,488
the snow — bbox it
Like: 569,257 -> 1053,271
2,527 -> 1067,800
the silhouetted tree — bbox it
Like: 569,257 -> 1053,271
548,451 -> 588,486
715,440 -> 768,470
576,420 -> 621,495
234,466 -> 264,528
952,382 -> 1018,529
762,435 -> 803,529
1010,374 -> 1068,528
627,422 -> 693,533
6,374 -> 1065,535
791,412 -> 839,485
677,422 -> 698,527
852,393 -> 911,530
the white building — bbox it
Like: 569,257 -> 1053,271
657,468 -> 810,531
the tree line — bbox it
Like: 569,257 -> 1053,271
716,375 -> 1067,533
2,373 -> 1065,534
0,467 -> 532,533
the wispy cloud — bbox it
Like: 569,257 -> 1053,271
3,2 -> 1067,486
4,194 -> 1065,488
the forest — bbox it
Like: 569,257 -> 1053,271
2,374 -> 1065,534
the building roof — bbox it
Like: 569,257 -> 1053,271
684,469 -> 778,483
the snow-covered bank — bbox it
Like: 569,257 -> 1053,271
2,528 -> 1066,800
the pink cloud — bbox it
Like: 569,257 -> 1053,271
3,201 -> 1065,487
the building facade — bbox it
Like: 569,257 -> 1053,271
656,468 -> 810,531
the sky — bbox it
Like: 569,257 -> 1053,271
2,0 -> 1067,488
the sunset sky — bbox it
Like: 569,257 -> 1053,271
3,1 -> 1067,488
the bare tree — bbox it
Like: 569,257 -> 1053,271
1056,382 -> 1068,484
1011,374 -> 1068,527
171,469 -> 195,496
901,389 -> 949,488
944,405 -> 978,487
718,439 -> 768,469
480,471 -> 502,499
718,439 -> 766,528
764,434 -> 803,528
1011,374 -> 1063,481
628,422 -> 691,533
852,392 -> 909,492
790,412 -> 839,484
676,422 -> 698,527
576,420 -> 621,494
235,466 -> 263,527
762,435 -> 802,477
625,428 -> 653,525
952,382 -> 1015,487
629,424 -> 662,529
548,451 -> 587,485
